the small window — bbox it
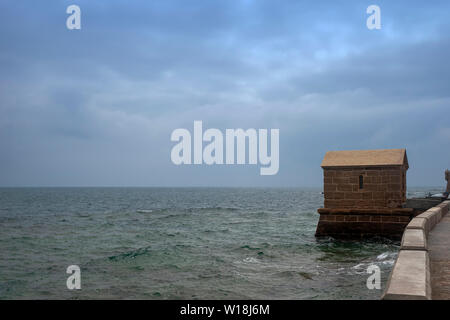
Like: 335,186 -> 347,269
359,175 -> 364,189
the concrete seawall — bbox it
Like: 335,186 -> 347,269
382,199 -> 450,300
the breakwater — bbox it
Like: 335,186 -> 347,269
383,199 -> 450,299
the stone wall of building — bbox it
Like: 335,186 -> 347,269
315,208 -> 413,239
323,166 -> 407,209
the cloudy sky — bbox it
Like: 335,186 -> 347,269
0,0 -> 449,187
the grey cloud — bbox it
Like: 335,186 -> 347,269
0,1 -> 449,187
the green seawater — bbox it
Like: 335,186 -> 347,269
0,187 -> 441,299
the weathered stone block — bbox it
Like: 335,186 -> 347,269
333,177 -> 349,184
401,229 -> 427,251
388,184 -> 401,191
387,169 -> 401,176
324,200 -> 339,208
357,215 -> 371,222
336,184 -> 352,192
335,171 -> 346,177
428,207 -> 442,223
323,215 -> 335,222
324,184 -> 337,192
417,208 -> 441,231
353,200 -> 371,208
385,191 -> 402,199
348,177 -> 358,184
373,200 -> 388,207
383,216 -> 399,223
362,192 -> 373,200
383,250 -> 431,300
364,184 -> 379,191
436,201 -> 449,216
373,191 -> 385,200
406,217 -> 429,236
345,192 -> 362,200
334,192 -> 345,200
387,199 -> 402,208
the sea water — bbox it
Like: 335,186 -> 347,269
0,187 -> 441,299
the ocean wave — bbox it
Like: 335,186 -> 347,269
76,213 -> 91,218
240,245 -> 261,251
108,246 -> 151,261
186,206 -> 240,213
135,206 -> 240,215
136,208 -> 171,214
243,257 -> 260,264
376,252 -> 389,260
348,252 -> 398,274
136,209 -> 153,213
377,251 -> 398,265
201,228 -> 230,233
275,270 -> 315,280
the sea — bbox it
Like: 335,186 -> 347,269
0,187 -> 442,300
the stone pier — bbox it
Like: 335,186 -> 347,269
383,199 -> 450,300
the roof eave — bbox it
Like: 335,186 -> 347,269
321,164 -> 407,169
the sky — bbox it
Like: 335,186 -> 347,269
0,0 -> 449,187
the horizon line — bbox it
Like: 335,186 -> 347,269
0,185 -> 445,189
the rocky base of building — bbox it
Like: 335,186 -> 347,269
315,208 -> 414,240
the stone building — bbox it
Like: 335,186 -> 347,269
316,149 -> 413,239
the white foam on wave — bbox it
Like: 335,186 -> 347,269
351,263 -> 365,270
243,257 -> 260,264
377,252 -> 389,260
136,209 -> 153,213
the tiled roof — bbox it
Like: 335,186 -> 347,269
321,149 -> 408,168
